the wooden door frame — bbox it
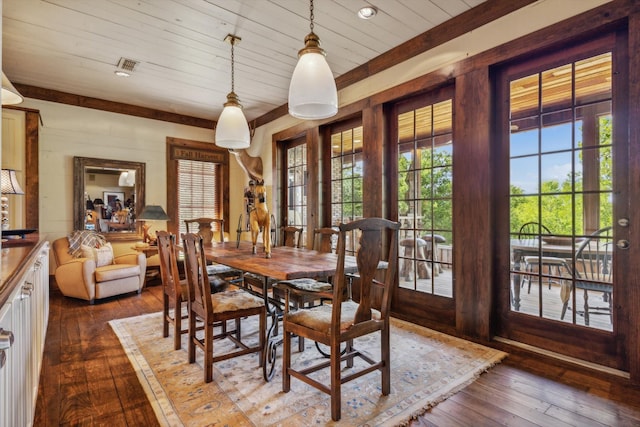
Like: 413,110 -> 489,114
492,31 -> 631,371
165,137 -> 230,236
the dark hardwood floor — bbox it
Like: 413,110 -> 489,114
36,279 -> 640,426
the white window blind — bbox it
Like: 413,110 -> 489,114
177,159 -> 221,239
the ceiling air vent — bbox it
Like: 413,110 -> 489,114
117,57 -> 139,72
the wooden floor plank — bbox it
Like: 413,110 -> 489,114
35,280 -> 640,426
457,380 -> 572,426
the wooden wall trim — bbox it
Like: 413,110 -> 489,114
271,99 -> 368,143
306,129 -> 320,247
15,84 -> 215,129
25,111 -> 39,230
362,104 -> 384,219
453,68 -> 492,340
165,137 -> 230,235
626,10 -> 640,385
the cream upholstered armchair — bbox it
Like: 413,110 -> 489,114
52,232 -> 146,304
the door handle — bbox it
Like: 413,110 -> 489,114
616,240 -> 630,250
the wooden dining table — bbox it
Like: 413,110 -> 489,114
511,239 -> 577,311
202,240 -> 356,282
201,240 -> 357,380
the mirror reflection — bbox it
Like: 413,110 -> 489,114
74,157 -> 145,239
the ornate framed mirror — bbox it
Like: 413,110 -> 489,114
73,156 -> 145,240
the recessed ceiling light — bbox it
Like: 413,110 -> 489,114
114,70 -> 130,77
358,6 -> 377,19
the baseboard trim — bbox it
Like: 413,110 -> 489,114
493,336 -> 630,379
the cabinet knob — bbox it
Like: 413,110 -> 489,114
0,328 -> 14,350
21,282 -> 34,298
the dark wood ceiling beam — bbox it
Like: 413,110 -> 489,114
335,0 -> 537,90
13,84 -> 216,129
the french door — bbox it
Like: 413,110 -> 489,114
495,33 -> 631,369
281,137 -> 308,247
389,86 -> 455,322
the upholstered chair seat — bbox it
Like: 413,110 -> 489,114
53,232 -> 146,304
285,300 -> 381,333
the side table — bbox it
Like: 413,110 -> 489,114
131,244 -> 160,285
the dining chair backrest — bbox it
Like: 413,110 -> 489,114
518,221 -> 551,245
312,227 -> 339,253
157,231 -> 181,299
332,218 -> 400,328
280,226 -> 303,248
184,217 -> 225,245
574,226 -> 613,283
157,230 -> 189,350
182,233 -> 212,320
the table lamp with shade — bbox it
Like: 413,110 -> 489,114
92,198 -> 104,220
138,205 -> 170,244
1,169 -> 25,231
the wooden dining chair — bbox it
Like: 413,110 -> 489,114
185,217 -> 242,285
274,227 -> 338,300
272,227 -> 338,350
279,217 -> 400,421
280,225 -> 303,248
561,226 -> 613,326
311,227 -> 339,253
157,231 -> 189,350
518,221 -> 569,293
182,232 -> 266,383
184,217 -> 226,244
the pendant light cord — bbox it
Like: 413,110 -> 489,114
309,0 -> 314,33
230,38 -> 235,93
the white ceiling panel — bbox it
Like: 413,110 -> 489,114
2,0 -> 487,121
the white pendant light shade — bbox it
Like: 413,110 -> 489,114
215,93 -> 250,149
288,0 -> 338,120
1,72 -> 23,105
214,34 -> 251,150
288,50 -> 338,120
118,170 -> 136,187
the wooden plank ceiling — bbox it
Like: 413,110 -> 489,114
2,0 -> 485,122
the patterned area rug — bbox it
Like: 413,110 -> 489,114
110,312 -> 507,426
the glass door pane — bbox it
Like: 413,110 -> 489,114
397,99 -> 453,298
509,52 -> 614,331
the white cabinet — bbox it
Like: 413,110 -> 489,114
0,241 -> 50,427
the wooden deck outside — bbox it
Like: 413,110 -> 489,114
402,262 -> 612,331
34,279 -> 639,426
